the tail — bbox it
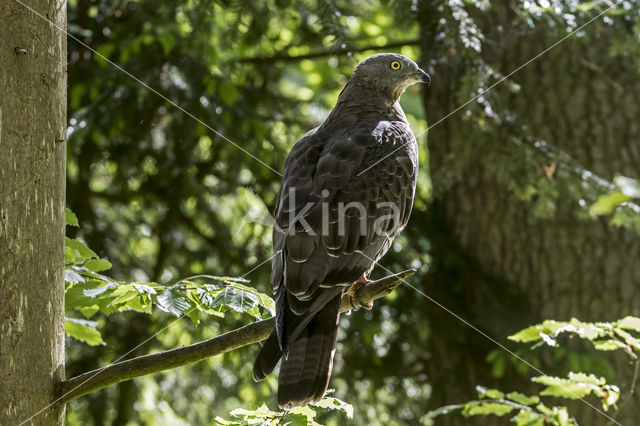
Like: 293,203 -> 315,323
278,294 -> 341,408
252,331 -> 282,381
252,294 -> 341,409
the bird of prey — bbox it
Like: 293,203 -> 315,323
253,53 -> 430,408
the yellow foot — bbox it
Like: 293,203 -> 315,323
347,274 -> 374,310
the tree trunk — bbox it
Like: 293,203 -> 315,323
0,1 -> 67,424
418,1 -> 639,424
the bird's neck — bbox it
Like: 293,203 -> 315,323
320,82 -> 408,131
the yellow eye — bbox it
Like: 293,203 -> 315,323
390,60 -> 401,70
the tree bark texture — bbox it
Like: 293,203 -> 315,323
418,1 -> 639,424
0,0 -> 67,424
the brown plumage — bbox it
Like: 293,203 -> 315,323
253,53 -> 430,408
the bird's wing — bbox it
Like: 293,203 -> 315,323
253,120 -> 418,398
272,119 -> 417,336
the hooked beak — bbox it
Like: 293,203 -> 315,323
416,69 -> 431,86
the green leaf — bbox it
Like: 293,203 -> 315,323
590,190 -> 632,215
617,316 -> 640,332
534,403 -> 575,425
221,282 -> 275,316
66,281 -> 103,315
156,288 -> 191,316
212,287 -> 260,315
133,283 -> 158,295
65,317 -> 104,346
533,376 -> 589,399
65,237 -> 98,261
613,328 -> 640,352
123,293 -> 153,314
509,320 -> 564,343
103,284 -> 145,313
615,175 -> 640,198
506,391 -> 539,406
461,401 -> 514,417
314,396 -> 354,419
65,269 -> 86,284
593,339 -> 626,351
185,304 -> 201,325
513,410 -> 545,426
84,282 -> 118,297
65,208 -> 79,226
532,373 -> 605,401
85,259 -> 113,272
184,288 -> 224,318
567,372 -> 605,386
229,404 -> 280,421
281,412 -> 312,426
65,246 -> 76,264
509,318 -> 609,346
289,405 -> 316,420
476,386 -> 504,399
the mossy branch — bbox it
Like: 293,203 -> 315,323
56,269 -> 415,404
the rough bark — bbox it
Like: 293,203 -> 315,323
418,1 -> 639,424
0,0 -> 67,424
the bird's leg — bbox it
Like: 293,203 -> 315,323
347,273 -> 374,310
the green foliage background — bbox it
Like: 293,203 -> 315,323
64,0 -> 640,424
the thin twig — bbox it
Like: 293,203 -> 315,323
56,269 -> 415,403
610,358 -> 640,424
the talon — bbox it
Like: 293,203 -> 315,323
347,273 -> 374,310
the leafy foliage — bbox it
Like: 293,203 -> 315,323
531,373 -> 619,410
214,397 -> 353,426
590,176 -> 640,233
427,317 -> 639,424
509,317 -> 640,358
425,385 -> 576,426
64,209 -> 274,345
65,317 -> 104,346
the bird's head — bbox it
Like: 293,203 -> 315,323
350,53 -> 430,100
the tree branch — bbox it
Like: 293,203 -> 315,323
56,269 -> 416,404
239,39 -> 420,64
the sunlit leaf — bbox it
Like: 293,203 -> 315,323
65,317 -> 104,346
593,339 -> 626,351
476,386 -> 504,399
314,396 -> 354,419
133,283 -> 158,294
65,269 -> 86,284
156,288 -> 191,317
590,191 -> 632,215
85,259 -> 113,272
617,316 -> 640,333
531,372 -> 612,408
83,282 -> 118,297
65,208 -> 79,226
461,401 -> 514,417
65,237 -> 98,261
513,410 -> 545,426
506,392 -> 539,406
615,175 -> 640,198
